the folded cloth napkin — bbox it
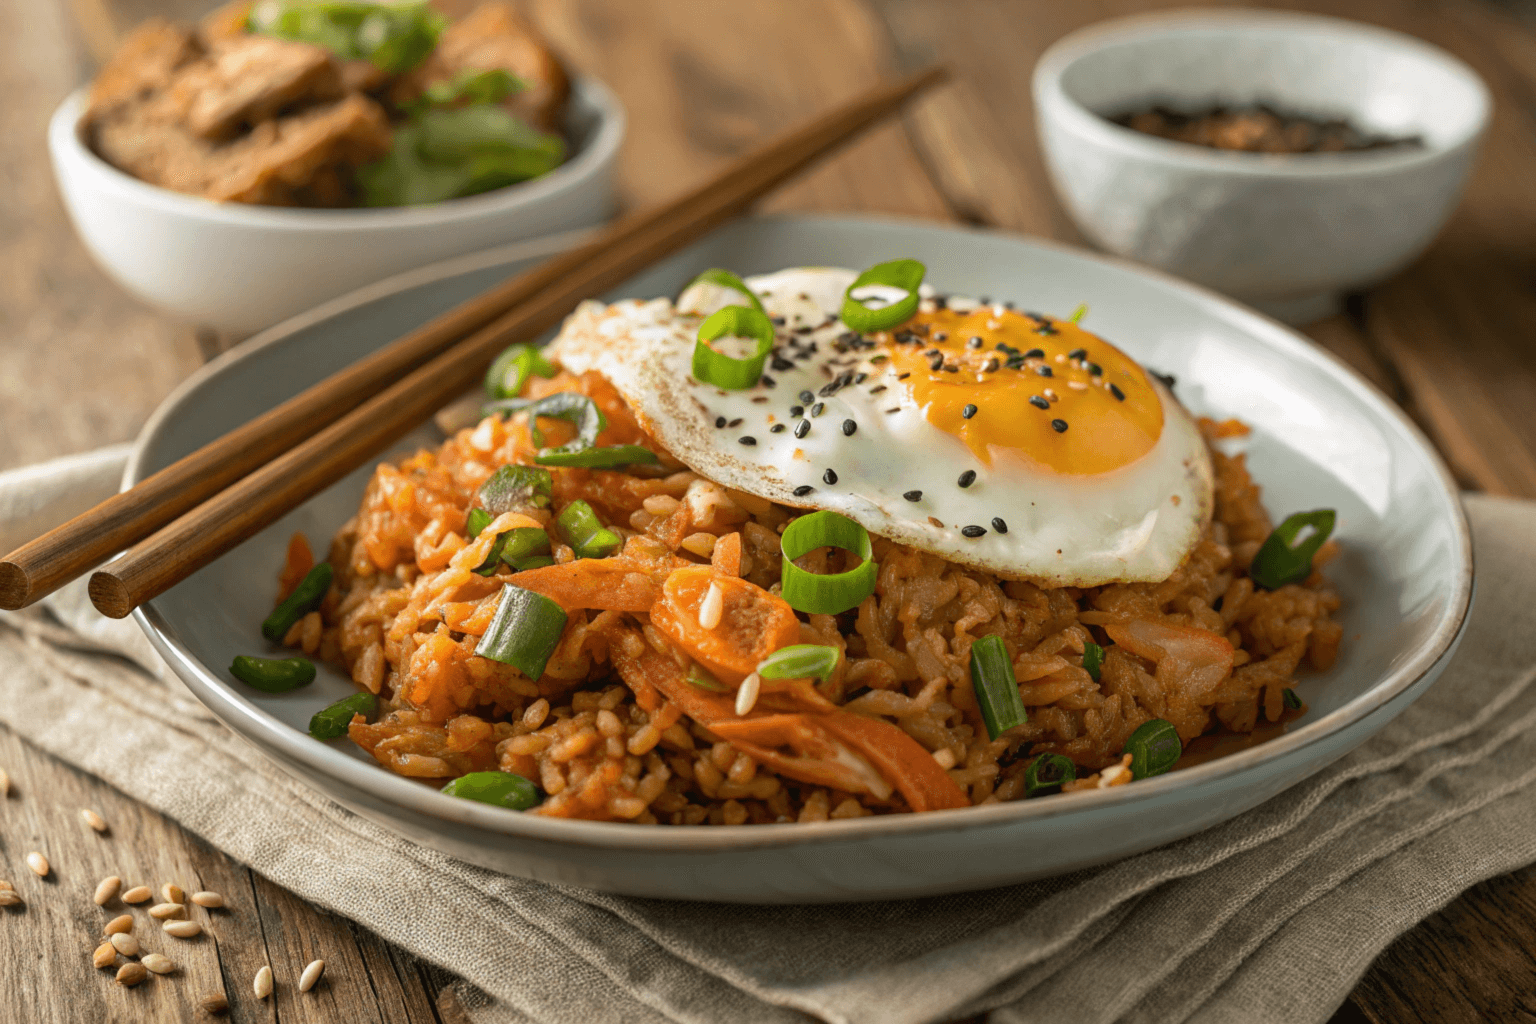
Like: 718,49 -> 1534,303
3,448 -> 1533,1024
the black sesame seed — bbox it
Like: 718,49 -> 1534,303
1036,323 -> 1058,336
854,372 -> 867,384
886,407 -> 901,414
793,485 -> 814,497
903,490 -> 923,502
962,404 -> 978,419
961,525 -> 987,538
771,316 -> 786,326
992,517 -> 1008,534
1110,383 -> 1126,401
967,336 -> 984,349
1029,395 -> 1050,410
1037,366 -> 1053,377
929,354 -> 945,372
770,423 -> 786,433
898,372 -> 912,380
924,348 -> 940,358
983,359 -> 1000,373
842,419 -> 857,436
739,436 -> 757,446
771,355 -> 793,371
958,470 -> 977,488
1068,348 -> 1087,361
870,385 -> 887,394
715,416 -> 727,428
790,405 -> 804,417
943,364 -> 959,373
794,419 -> 811,439
811,402 -> 825,417
1024,348 -> 1045,359
761,375 -> 776,388
823,469 -> 838,485
1089,363 -> 1102,376
1051,419 -> 1068,433
798,390 -> 814,404
728,418 -> 743,428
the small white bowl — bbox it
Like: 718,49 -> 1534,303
1033,10 -> 1489,322
49,76 -> 625,335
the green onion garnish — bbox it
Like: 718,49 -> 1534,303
687,664 -> 728,691
474,585 -> 567,680
692,305 -> 776,390
484,343 -> 557,401
465,508 -> 493,540
478,464 -> 552,515
778,510 -> 878,614
510,554 -> 556,571
970,634 -> 1027,740
1249,509 -> 1336,590
681,268 -> 766,314
1283,688 -> 1303,711
1069,303 -> 1088,323
1125,719 -> 1182,780
485,393 -> 659,468
309,692 -> 377,740
1082,641 -> 1105,682
756,644 -> 840,683
422,68 -> 524,109
473,527 -> 551,576
230,655 -> 316,693
557,500 -> 622,559
539,444 -> 659,469
248,0 -> 446,72
1024,753 -> 1076,797
261,562 -> 333,642
441,771 -> 540,811
839,259 -> 925,333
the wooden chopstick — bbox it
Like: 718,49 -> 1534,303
81,66 -> 948,619
0,65 -> 945,613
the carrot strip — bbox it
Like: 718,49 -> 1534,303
509,560 -> 665,612
277,532 -> 314,603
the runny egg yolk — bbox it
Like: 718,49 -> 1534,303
877,307 -> 1163,475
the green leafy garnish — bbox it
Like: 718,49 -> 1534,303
970,634 -> 1027,741
442,771 -> 540,811
474,585 -> 567,679
484,342 -> 557,401
309,692 -> 376,739
756,645 -> 840,683
231,655 -> 316,693
778,511 -> 878,615
478,464 -> 553,515
484,393 -> 659,469
692,305 -> 776,390
473,527 -> 551,576
1024,753 -> 1076,797
1125,719 -> 1182,780
557,500 -> 622,559
247,0 -> 446,72
1249,510 -> 1336,590
420,68 -> 524,109
840,259 -> 925,333
261,562 -> 333,642
358,107 -> 565,207
466,507 -> 494,540
1082,641 -> 1105,682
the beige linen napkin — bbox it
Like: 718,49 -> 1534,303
2,448 -> 1533,1024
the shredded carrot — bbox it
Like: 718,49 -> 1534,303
711,531 -> 742,577
649,567 -> 799,684
277,532 -> 314,604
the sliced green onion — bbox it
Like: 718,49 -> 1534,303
248,0 -> 445,72
474,527 -> 551,576
484,343 -> 557,401
465,507 -> 493,540
756,644 -> 840,682
261,562 -> 333,642
686,664 -> 728,691
1069,303 -> 1088,323
535,443 -> 658,469
692,305 -> 775,390
309,692 -> 377,740
970,634 -> 1027,740
1125,719 -> 1182,780
779,510 -> 878,615
485,393 -> 659,468
422,68 -> 523,109
1283,688 -> 1303,711
474,585 -> 567,679
230,655 -> 316,693
1249,509 -> 1336,590
441,771 -> 540,811
510,554 -> 556,572
1082,641 -> 1105,682
1024,753 -> 1076,797
681,268 -> 765,314
478,464 -> 552,515
840,259 -> 925,333
557,500 -> 622,559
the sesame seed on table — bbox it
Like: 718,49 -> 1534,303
6,0 -> 1536,1021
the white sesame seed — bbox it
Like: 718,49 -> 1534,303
163,919 -> 201,938
0,768 -> 8,796
92,942 -> 116,969
25,852 -> 48,878
161,883 -> 184,905
191,891 -> 224,909
931,748 -> 957,769
104,914 -> 133,935
697,581 -> 724,630
94,876 -> 122,905
109,932 -> 139,957
298,958 -> 325,992
0,890 -> 21,907
149,902 -> 185,920
253,965 -> 273,999
80,808 -> 108,833
121,885 -> 151,904
734,672 -> 761,716
1098,764 -> 1131,788
142,953 -> 175,975
116,962 -> 147,987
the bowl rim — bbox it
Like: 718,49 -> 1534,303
1032,7 -> 1492,179
129,212 -> 1474,853
48,74 -> 626,232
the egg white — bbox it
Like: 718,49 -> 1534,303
547,267 -> 1213,586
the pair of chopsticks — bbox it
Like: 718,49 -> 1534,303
0,66 -> 947,619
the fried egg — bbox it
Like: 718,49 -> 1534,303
547,267 -> 1213,586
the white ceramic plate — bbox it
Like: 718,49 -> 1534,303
129,216 -> 1472,903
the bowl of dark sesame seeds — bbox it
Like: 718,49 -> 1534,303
1033,9 -> 1489,323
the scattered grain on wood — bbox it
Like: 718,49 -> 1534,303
26,851 -> 48,877
104,914 -> 133,935
121,885 -> 151,903
0,889 -> 21,907
93,876 -> 121,905
163,919 -> 201,938
298,958 -> 325,992
109,931 -> 140,957
116,962 -> 147,987
199,992 -> 230,1016
190,890 -> 223,908
148,902 -> 185,920
80,808 -> 108,833
92,942 -> 117,969
253,965 -> 273,999
142,952 -> 175,975
0,768 -> 9,796
161,883 -> 184,905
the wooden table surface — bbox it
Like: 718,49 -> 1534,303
5,0 -> 1536,1020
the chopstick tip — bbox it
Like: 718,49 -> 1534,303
87,571 -> 135,620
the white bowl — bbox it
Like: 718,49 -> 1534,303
1033,10 -> 1489,322
48,76 -> 625,335
127,215 -> 1471,903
